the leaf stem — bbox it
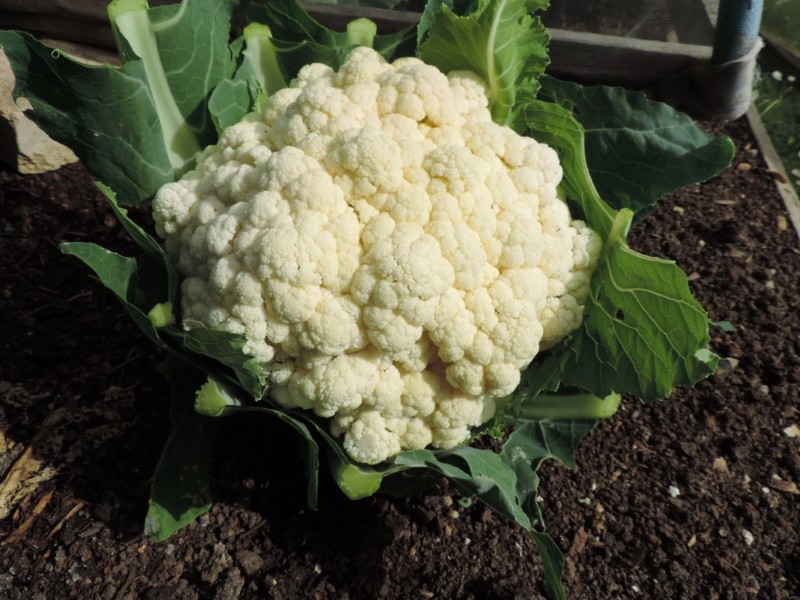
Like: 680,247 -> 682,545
518,392 -> 621,421
108,0 -> 201,171
243,23 -> 288,99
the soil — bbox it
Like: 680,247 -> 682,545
1,117 -> 799,600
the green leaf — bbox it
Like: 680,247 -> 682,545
0,0 -> 239,205
538,76 -> 735,219
390,448 -> 530,528
532,532 -> 567,600
144,363 -> 218,542
501,420 -> 597,521
60,242 -> 166,348
0,30 -> 174,205
244,0 -> 417,72
207,75 -> 260,134
523,100 -> 718,401
94,182 -> 178,302
109,0 -> 238,156
500,419 -> 597,600
417,0 -> 550,127
524,249 -> 719,401
523,97 -> 615,237
180,325 -> 268,401
60,242 -> 137,301
208,22 -> 293,132
581,245 -> 719,398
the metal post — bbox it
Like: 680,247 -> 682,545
712,0 -> 764,64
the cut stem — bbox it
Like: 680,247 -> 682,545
108,0 -> 201,171
518,392 -> 621,421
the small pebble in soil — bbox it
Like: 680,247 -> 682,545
668,486 -> 681,498
742,530 -> 755,546
716,357 -> 740,375
713,457 -> 730,474
235,550 -> 264,577
783,424 -> 800,438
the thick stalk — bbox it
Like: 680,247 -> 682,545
108,0 -> 200,171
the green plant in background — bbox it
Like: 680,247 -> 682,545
754,69 -> 800,191
761,0 -> 800,50
757,0 -> 800,193
0,1 -> 734,597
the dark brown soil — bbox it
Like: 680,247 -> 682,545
1,118 -> 799,600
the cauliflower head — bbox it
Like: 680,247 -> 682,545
152,47 -> 602,465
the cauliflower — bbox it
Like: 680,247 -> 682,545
152,47 -> 602,465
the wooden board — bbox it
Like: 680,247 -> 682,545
0,0 -> 713,91
746,104 -> 800,242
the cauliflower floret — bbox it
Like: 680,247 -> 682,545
152,47 -> 601,465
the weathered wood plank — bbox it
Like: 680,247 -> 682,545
548,28 -> 711,88
302,1 -> 419,32
761,29 -> 800,72
0,13 -> 114,46
0,0 -> 108,19
0,0 -> 714,91
746,105 -> 800,242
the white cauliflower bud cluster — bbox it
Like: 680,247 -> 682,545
152,47 -> 602,465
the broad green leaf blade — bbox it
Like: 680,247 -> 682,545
523,244 -> 719,401
500,419 -> 597,600
143,0 -> 237,147
60,242 -> 166,348
392,448 -> 531,529
180,326 -> 267,400
539,76 -> 735,219
577,245 -> 719,399
207,77 -> 260,133
60,242 -> 137,300
523,100 -> 718,401
109,0 -> 239,154
418,0 -> 550,127
532,532 -> 567,600
246,0 -> 340,48
500,420 -> 597,521
94,182 -> 178,304
208,23 -> 295,133
0,31 -> 173,204
95,183 -> 162,259
144,364 -> 218,542
524,98 -> 615,237
312,0 -> 405,7
108,0 -> 201,169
